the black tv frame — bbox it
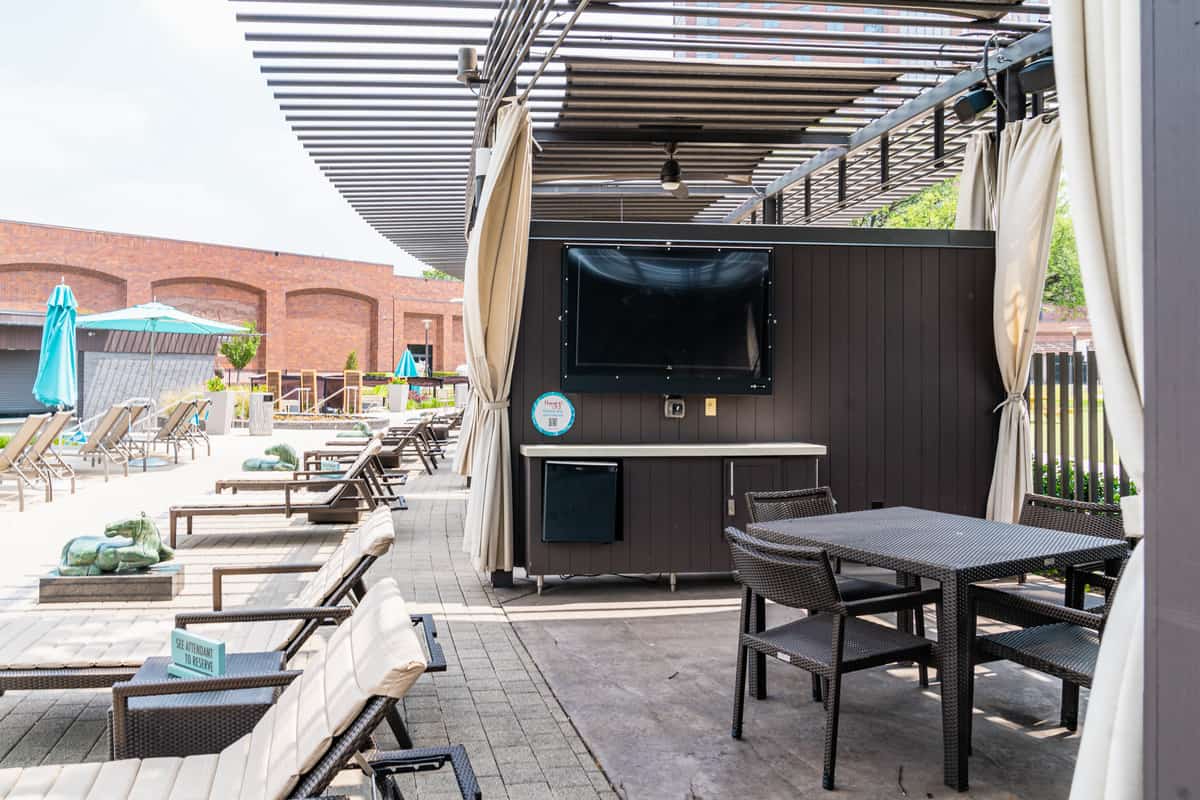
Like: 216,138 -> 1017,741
558,241 -> 775,396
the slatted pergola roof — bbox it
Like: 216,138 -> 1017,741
234,0 -> 1053,276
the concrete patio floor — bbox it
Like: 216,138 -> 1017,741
501,573 -> 1085,799
0,426 -> 1089,799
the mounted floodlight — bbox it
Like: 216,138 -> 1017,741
660,143 -> 682,192
953,85 -> 996,123
456,47 -> 481,86
1018,56 -> 1056,93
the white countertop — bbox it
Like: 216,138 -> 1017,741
519,442 -> 826,458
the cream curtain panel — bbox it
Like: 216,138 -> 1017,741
1055,3 -> 1146,798
455,102 -> 533,573
960,119 -> 1062,523
954,132 -> 996,230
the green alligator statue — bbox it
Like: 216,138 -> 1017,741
242,442 -> 300,472
58,514 -> 175,576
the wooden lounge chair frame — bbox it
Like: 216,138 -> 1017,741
0,511 -> 441,715
169,442 -> 385,547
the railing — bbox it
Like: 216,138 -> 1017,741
1026,350 -> 1134,503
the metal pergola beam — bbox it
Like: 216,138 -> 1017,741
532,128 -> 848,147
723,27 -> 1052,223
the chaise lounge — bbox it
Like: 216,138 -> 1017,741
0,578 -> 480,800
169,441 -> 384,547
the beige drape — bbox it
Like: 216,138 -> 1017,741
455,102 -> 533,573
1055,3 -> 1146,797
954,132 -> 996,230
970,118 -> 1062,523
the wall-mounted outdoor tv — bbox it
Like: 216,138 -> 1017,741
560,243 -> 773,395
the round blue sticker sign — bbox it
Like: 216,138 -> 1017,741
531,392 -> 575,437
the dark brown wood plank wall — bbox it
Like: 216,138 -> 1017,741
511,223 -> 1001,569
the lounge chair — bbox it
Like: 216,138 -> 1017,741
72,404 -> 132,480
21,410 -> 76,500
129,400 -> 203,464
169,441 -> 384,547
0,578 -> 479,800
319,422 -> 437,474
0,414 -> 50,511
214,451 -> 407,511
0,506 -> 440,696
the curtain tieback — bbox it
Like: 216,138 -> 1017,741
993,392 -> 1028,413
482,400 -> 510,411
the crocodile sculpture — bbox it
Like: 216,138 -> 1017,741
242,442 -> 300,472
58,514 -> 175,576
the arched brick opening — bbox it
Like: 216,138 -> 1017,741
284,289 -> 378,371
151,277 -> 268,371
0,263 -> 126,313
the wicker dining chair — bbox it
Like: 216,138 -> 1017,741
972,493 -> 1126,731
970,562 -> 1126,736
745,488 -> 937,692
726,527 -> 934,791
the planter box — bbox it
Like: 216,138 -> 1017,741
205,391 -> 234,435
387,383 -> 409,412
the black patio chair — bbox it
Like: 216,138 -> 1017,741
974,492 -> 1125,729
725,527 -> 935,791
745,488 -> 938,693
970,562 -> 1126,737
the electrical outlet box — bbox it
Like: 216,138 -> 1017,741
664,396 -> 686,418
705,397 -> 717,416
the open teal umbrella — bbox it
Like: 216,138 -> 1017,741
79,302 -> 245,406
32,284 -> 79,409
395,349 -> 421,378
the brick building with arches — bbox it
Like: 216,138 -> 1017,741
0,219 -> 466,375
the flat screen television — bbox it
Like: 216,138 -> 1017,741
560,243 -> 773,395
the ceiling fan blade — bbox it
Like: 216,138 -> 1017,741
671,182 -> 690,199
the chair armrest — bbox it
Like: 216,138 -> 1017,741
176,605 -> 352,629
111,670 -> 302,759
971,585 -> 1104,630
843,587 -> 941,617
211,563 -> 322,611
411,613 -> 446,672
367,745 -> 481,800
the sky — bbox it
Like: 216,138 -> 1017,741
0,1 -> 429,274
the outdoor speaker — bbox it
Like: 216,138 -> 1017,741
1019,56 -> 1056,93
953,87 -> 995,123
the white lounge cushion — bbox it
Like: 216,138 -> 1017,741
0,578 -> 425,800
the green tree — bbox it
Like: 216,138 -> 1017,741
218,322 -> 260,384
422,268 -> 460,281
853,176 -> 960,229
344,350 -> 359,371
1044,194 -> 1086,312
852,177 -> 1086,313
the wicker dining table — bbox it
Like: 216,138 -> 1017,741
747,506 -> 1129,792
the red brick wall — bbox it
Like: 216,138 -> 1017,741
0,220 -> 468,372
0,263 -> 126,314
285,290 -> 376,371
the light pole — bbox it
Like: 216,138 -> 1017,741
422,319 -> 433,378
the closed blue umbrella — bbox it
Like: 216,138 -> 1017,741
32,284 -> 78,409
395,349 -> 421,378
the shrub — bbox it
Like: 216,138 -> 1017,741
0,435 -> 9,449
1035,460 -> 1137,501
344,351 -> 359,371
206,376 -> 226,392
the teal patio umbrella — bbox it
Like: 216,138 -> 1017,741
395,349 -> 421,378
78,301 -> 245,407
32,283 -> 79,409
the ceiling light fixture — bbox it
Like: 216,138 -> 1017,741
660,143 -> 682,192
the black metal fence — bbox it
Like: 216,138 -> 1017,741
1026,350 -> 1133,503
